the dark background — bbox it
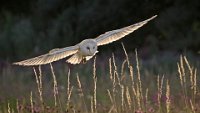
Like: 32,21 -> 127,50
0,0 -> 200,62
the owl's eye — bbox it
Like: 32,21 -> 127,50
86,46 -> 90,50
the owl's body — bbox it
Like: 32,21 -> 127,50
67,39 -> 98,64
13,15 -> 157,66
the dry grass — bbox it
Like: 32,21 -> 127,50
0,47 -> 200,113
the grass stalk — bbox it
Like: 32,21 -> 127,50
76,74 -> 88,113
91,96 -> 94,113
16,99 -> 20,113
157,75 -> 164,112
135,49 -> 144,110
125,87 -> 132,111
166,80 -> 170,113
180,56 -> 188,108
120,85 -> 125,112
30,91 -> 34,113
93,57 -> 97,113
50,63 -> 58,107
145,88 -> 149,112
66,69 -> 73,111
7,102 -> 11,113
33,67 -> 44,111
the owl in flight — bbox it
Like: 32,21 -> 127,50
13,15 -> 157,66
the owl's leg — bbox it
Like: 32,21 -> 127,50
81,57 -> 87,64
81,55 -> 95,64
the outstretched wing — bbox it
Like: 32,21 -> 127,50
13,45 -> 79,66
95,15 -> 157,46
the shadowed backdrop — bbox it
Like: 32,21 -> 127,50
0,0 -> 199,62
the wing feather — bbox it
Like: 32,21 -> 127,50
95,15 -> 157,46
66,53 -> 82,64
13,45 -> 79,66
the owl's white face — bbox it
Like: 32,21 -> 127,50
79,39 -> 98,56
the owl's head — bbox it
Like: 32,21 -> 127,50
79,39 -> 97,56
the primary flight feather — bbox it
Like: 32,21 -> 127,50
13,15 -> 157,66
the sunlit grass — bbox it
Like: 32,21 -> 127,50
0,48 -> 200,113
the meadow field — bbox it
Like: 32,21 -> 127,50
0,47 -> 199,113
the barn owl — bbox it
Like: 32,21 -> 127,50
13,15 -> 157,66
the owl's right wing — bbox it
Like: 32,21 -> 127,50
13,45 -> 79,66
95,15 -> 157,46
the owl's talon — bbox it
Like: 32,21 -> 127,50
81,58 -> 87,64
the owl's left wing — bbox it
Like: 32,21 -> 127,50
13,45 -> 79,66
95,15 -> 157,46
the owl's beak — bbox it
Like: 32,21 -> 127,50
89,49 -> 92,55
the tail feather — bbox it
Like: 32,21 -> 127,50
66,51 -> 98,64
66,53 -> 82,64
